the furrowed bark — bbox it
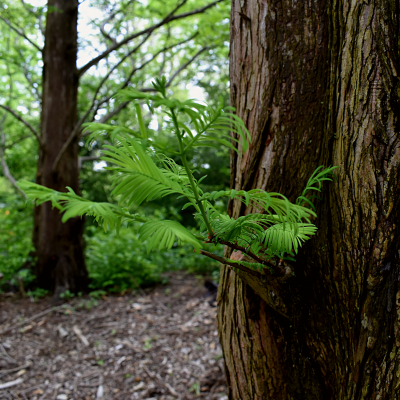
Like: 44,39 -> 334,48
219,0 -> 400,398
33,0 -> 88,296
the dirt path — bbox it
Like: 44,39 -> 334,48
0,273 -> 227,400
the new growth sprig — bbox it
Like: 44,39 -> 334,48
19,77 -> 337,277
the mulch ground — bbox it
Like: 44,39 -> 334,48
0,273 -> 227,400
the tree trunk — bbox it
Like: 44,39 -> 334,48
33,0 -> 88,296
218,0 -> 400,398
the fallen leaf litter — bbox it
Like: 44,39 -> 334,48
0,272 -> 227,399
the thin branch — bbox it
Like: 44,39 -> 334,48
60,32 -> 197,158
52,114 -> 87,172
218,240 -> 282,273
91,33 -> 198,120
78,155 -> 100,169
78,0 -> 223,76
20,0 -> 38,16
18,52 -> 42,101
166,46 -> 209,87
88,44 -> 208,126
4,134 -> 31,150
96,102 -> 130,125
0,126 -> 27,199
98,0 -> 136,44
0,16 -> 43,52
84,32 -> 153,125
99,8 -> 119,45
0,104 -> 41,143
199,249 -> 259,276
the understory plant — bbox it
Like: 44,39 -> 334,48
19,77 -> 336,277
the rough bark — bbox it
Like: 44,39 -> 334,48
218,0 -> 400,398
33,0 -> 88,295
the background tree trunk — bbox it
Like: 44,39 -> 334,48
218,0 -> 400,398
33,0 -> 88,296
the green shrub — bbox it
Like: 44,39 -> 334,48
85,226 -> 163,291
85,225 -> 221,291
0,192 -> 34,285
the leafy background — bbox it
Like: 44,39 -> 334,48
0,0 -> 230,294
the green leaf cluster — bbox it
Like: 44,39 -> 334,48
20,78 -> 337,272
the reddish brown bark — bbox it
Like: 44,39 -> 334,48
33,0 -> 88,295
218,0 -> 400,398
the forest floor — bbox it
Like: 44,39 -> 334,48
0,272 -> 227,400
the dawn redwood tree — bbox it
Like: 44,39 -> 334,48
0,0 -> 224,295
218,0 -> 400,398
33,0 -> 87,295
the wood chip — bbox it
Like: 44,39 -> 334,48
96,384 -> 104,399
0,377 -> 23,389
0,272 -> 227,399
133,381 -> 145,391
72,325 -> 89,346
20,325 -> 33,333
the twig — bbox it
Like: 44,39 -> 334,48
86,33 -> 198,129
0,377 -> 23,390
72,325 -> 90,346
166,47 -> 209,86
0,104 -> 40,143
0,363 -> 31,379
130,276 -> 169,311
0,16 -> 42,51
99,10 -> 118,45
0,307 -> 60,336
4,134 -> 31,150
54,32 -> 197,165
94,102 -> 130,125
198,249 -> 259,276
218,240 -> 282,273
165,382 -> 180,397
78,155 -> 100,169
17,50 -> 41,101
0,344 -> 17,365
0,127 -> 27,199
91,40 -> 207,126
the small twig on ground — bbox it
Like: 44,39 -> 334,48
0,377 -> 24,390
0,363 -> 31,379
72,326 -> 89,347
0,306 -> 60,336
0,344 -> 17,365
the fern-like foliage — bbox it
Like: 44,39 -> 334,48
18,181 -> 144,232
101,134 -> 193,206
139,220 -> 202,252
19,77 -> 337,272
296,166 -> 337,210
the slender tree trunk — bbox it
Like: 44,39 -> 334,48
33,0 -> 88,296
218,0 -> 400,398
